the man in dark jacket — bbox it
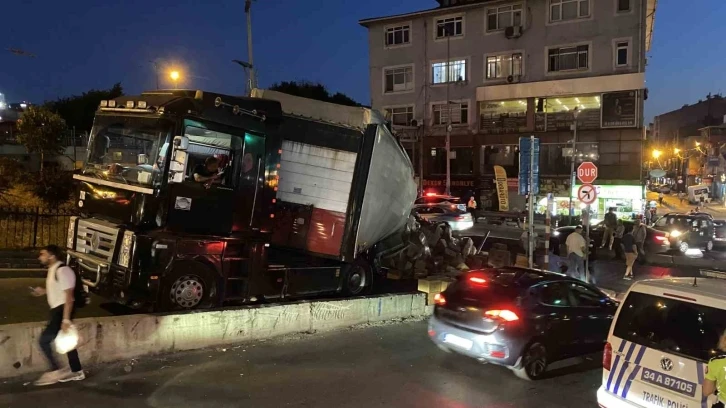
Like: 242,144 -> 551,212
600,207 -> 618,250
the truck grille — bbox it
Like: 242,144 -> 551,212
75,219 -> 120,263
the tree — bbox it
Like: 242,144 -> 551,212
47,83 -> 123,132
268,81 -> 362,107
15,106 -> 67,175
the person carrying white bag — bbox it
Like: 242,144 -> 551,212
30,245 -> 85,386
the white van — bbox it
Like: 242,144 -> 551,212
688,185 -> 710,204
597,275 -> 726,408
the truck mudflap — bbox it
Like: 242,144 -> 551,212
66,249 -> 109,288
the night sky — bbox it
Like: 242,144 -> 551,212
1,0 -> 724,123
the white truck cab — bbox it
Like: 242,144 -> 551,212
598,274 -> 726,408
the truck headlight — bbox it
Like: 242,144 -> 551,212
118,231 -> 135,268
67,216 -> 78,249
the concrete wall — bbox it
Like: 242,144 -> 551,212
0,293 -> 427,379
366,0 -> 646,122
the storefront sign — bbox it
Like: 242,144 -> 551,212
423,179 -> 475,188
601,91 -> 637,128
494,166 -> 509,211
571,184 -> 642,199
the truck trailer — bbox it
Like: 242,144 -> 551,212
66,89 -> 416,311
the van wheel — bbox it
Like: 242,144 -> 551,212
678,242 -> 690,254
159,262 -> 218,311
514,342 -> 548,381
706,240 -> 714,252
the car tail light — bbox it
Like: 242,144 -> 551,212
434,293 -> 446,306
484,309 -> 519,321
655,236 -> 668,242
469,276 -> 487,284
603,342 -> 612,371
490,350 -> 506,358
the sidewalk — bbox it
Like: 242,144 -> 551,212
648,191 -> 726,216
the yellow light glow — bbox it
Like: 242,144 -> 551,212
674,148 -> 680,154
696,142 -> 701,147
652,149 -> 662,159
170,71 -> 180,81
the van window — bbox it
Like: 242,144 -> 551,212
613,292 -> 726,362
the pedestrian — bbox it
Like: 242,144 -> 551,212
703,329 -> 726,408
679,192 -> 685,205
700,195 -> 706,208
631,218 -> 647,264
658,192 -> 664,206
31,245 -> 85,386
691,206 -> 700,215
644,207 -> 652,226
600,207 -> 617,250
613,220 -> 625,260
621,230 -> 638,279
467,196 -> 478,224
565,225 -> 587,281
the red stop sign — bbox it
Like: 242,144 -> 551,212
577,162 -> 598,184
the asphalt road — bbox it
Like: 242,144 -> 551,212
0,320 -> 603,408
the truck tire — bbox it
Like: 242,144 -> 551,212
342,262 -> 371,296
159,261 -> 219,311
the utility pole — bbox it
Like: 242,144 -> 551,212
568,107 -> 580,219
245,0 -> 257,90
445,26 -> 452,196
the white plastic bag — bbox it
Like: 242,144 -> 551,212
54,325 -> 79,354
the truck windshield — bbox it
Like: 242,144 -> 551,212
83,116 -> 172,187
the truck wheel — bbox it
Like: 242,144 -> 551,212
342,262 -> 370,296
160,262 -> 218,311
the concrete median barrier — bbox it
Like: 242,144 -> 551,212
0,293 -> 428,379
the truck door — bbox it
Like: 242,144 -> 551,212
233,132 -> 266,231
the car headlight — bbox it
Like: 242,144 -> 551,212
66,216 -> 78,249
118,231 -> 135,268
553,231 -> 560,237
670,230 -> 682,238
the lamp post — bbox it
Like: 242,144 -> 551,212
232,59 -> 254,96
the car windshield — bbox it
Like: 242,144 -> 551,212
613,291 -> 726,362
83,116 -> 172,187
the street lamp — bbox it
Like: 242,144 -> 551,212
169,70 -> 180,89
674,148 -> 680,155
696,141 -> 701,147
652,149 -> 662,159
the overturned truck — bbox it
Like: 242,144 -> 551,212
66,88 -> 417,311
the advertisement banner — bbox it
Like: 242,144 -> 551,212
601,91 -> 637,128
494,165 -> 509,211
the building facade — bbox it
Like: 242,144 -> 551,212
360,0 -> 656,219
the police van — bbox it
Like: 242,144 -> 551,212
597,273 -> 726,408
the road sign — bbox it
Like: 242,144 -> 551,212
577,183 -> 597,205
577,162 -> 598,184
518,136 -> 540,195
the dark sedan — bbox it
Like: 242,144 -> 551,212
551,221 -> 669,258
428,267 -> 617,380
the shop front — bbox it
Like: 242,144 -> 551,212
571,184 -> 645,221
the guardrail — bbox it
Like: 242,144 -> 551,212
0,207 -> 76,249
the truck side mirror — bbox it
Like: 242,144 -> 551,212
169,136 -> 189,184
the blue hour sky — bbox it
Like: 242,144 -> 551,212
1,0 -> 724,124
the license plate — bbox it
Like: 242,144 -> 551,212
640,368 -> 696,397
444,334 -> 473,350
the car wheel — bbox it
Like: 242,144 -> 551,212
706,240 -> 714,252
679,241 -> 690,254
513,342 -> 548,381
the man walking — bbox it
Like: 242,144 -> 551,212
565,225 -> 587,281
613,220 -> 625,260
601,207 -> 617,250
631,219 -> 647,264
621,230 -> 638,279
467,196 -> 478,224
31,245 -> 85,386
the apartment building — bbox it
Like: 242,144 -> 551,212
359,0 -> 656,216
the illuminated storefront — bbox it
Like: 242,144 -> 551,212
570,184 -> 644,221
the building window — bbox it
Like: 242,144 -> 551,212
548,44 -> 589,72
615,41 -> 629,67
433,102 -> 469,125
435,16 -> 463,39
385,25 -> 410,46
550,0 -> 590,22
486,4 -> 523,32
479,99 -> 527,134
384,66 -> 414,93
617,0 -> 631,12
432,59 -> 467,84
387,106 -> 414,127
486,53 -> 523,80
431,147 -> 473,175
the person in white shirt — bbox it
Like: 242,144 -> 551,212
31,245 -> 85,386
565,226 -> 587,280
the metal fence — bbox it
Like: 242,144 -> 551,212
0,207 -> 76,249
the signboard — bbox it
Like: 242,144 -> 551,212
494,165 -> 509,211
571,184 -> 642,200
518,137 -> 540,195
577,162 -> 598,184
601,91 -> 637,128
577,184 -> 597,205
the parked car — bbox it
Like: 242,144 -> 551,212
412,204 -> 474,231
651,213 -> 715,252
415,194 -> 466,211
428,268 -> 618,380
